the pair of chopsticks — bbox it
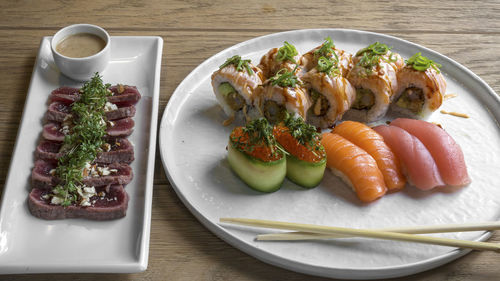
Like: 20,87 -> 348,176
220,218 -> 500,252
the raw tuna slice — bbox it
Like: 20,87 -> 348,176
42,117 -> 135,142
390,118 -> 470,187
28,185 -> 129,220
46,101 -> 136,122
32,160 -> 133,190
374,125 -> 444,190
36,138 -> 134,164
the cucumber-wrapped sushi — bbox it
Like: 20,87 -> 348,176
258,41 -> 304,79
346,42 -> 404,122
227,118 -> 286,192
391,53 -> 446,118
211,55 -> 265,123
273,115 -> 326,188
301,37 -> 353,77
259,68 -> 310,124
301,42 -> 356,128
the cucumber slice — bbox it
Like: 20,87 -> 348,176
227,143 -> 286,193
286,154 -> 326,188
218,82 -> 236,97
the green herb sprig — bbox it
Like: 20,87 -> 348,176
283,114 -> 323,152
242,118 -> 276,149
406,52 -> 441,73
276,41 -> 298,63
219,55 -> 254,75
52,73 -> 111,207
269,67 -> 299,88
314,36 -> 335,57
356,42 -> 397,74
316,55 -> 340,76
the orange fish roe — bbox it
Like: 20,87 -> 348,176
273,125 -> 325,163
230,127 -> 282,162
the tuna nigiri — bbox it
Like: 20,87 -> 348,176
332,121 -> 406,191
390,118 -> 470,186
321,132 -> 386,202
373,125 -> 444,190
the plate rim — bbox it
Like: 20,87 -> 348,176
159,28 -> 498,279
0,35 -> 163,274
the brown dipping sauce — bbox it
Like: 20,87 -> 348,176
56,33 -> 106,58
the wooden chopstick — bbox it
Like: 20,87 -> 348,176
219,218 -> 500,252
258,221 -> 500,241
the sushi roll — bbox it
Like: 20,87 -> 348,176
211,55 -> 265,124
258,41 -> 304,79
301,57 -> 356,128
227,118 -> 286,192
273,115 -> 326,188
346,42 -> 404,122
392,53 -> 446,118
259,68 -> 310,123
301,37 -> 353,77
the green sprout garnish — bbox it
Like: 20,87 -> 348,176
406,52 -> 441,73
282,114 -> 324,153
276,41 -> 298,63
316,54 -> 340,76
314,36 -> 335,57
269,67 -> 299,88
219,55 -> 254,75
356,42 -> 397,74
53,73 -> 111,207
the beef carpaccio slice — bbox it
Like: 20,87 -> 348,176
28,185 -> 129,220
32,160 -> 133,190
42,117 -> 135,142
47,101 -> 136,122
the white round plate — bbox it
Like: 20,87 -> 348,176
159,29 -> 500,279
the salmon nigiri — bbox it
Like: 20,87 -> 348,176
373,125 -> 444,190
390,118 -> 470,187
332,121 -> 406,191
321,132 -> 386,202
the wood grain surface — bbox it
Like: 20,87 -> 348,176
0,1 -> 499,280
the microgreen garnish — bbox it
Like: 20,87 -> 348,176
242,118 -> 276,148
316,55 -> 340,76
355,42 -> 397,74
276,41 -> 298,63
219,55 -> 254,75
269,67 -> 299,88
314,36 -> 335,57
52,73 -> 111,207
283,114 -> 324,152
406,52 -> 441,73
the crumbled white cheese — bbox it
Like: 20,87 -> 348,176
41,194 -> 50,200
103,102 -> 118,112
98,166 -> 111,176
51,196 -> 64,205
99,117 -> 106,126
102,143 -> 111,152
60,125 -> 70,135
77,185 -> 97,207
49,169 -> 56,176
107,120 -> 115,127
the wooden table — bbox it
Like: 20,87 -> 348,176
1,1 -> 499,280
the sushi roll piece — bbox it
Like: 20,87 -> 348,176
346,42 -> 404,122
392,53 -> 446,118
373,125 -> 444,190
301,37 -> 353,77
332,121 -> 406,191
227,118 -> 286,192
259,68 -> 310,123
321,132 -> 387,202
211,55 -> 265,124
258,41 -> 304,78
273,115 -> 326,188
301,58 -> 356,128
390,118 -> 470,187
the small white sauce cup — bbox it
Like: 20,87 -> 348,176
51,24 -> 110,81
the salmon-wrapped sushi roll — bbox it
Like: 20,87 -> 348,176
258,41 -> 304,79
346,42 -> 404,122
301,68 -> 356,128
392,53 -> 446,118
259,68 -> 310,123
301,37 -> 353,77
211,55 -> 265,123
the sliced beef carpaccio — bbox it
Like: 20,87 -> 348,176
28,185 -> 129,220
46,101 -> 136,122
50,85 -> 141,106
36,138 -> 134,164
32,160 -> 133,190
42,117 -> 135,142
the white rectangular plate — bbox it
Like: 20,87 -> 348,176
0,36 -> 162,274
